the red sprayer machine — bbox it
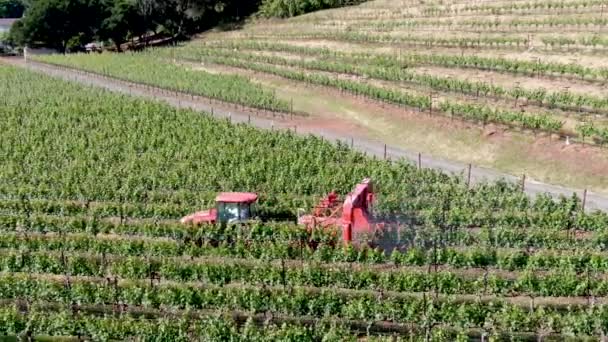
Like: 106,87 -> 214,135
298,178 -> 383,244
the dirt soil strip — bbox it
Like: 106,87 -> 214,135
3,57 -> 607,212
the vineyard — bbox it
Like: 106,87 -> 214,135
3,0 -> 608,339
3,55 -> 608,340
29,0 -> 608,194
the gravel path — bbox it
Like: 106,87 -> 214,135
6,58 -> 608,212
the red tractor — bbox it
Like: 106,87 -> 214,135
180,192 -> 258,225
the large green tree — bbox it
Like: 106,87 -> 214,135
99,0 -> 147,51
11,0 -> 104,51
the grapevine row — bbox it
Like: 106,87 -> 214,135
4,208 -> 608,252
348,16 -> 608,31
4,183 -> 607,236
299,0 -> 605,19
33,53 -> 289,112
4,212 -> 608,250
246,31 -> 532,49
193,54 -> 568,137
176,46 -> 608,117
0,304 -> 360,341
5,238 -> 608,280
4,248 -> 608,297
0,273 -> 604,335
206,40 -> 608,82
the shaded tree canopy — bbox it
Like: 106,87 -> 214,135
9,0 -> 262,51
15,0 -> 104,51
0,0 -> 25,18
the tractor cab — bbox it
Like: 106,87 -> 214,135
180,192 -> 258,225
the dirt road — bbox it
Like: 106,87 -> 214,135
5,58 -> 607,212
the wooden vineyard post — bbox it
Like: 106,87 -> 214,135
350,137 -> 354,149
521,174 -> 526,192
281,258 -> 286,290
483,267 -> 489,295
433,238 -> 438,300
586,267 -> 591,306
299,236 -> 304,264
467,164 -> 472,188
112,276 -> 120,313
582,189 -> 588,211
383,144 -> 387,160
428,92 -> 436,116
418,153 -> 422,170
248,114 -> 251,124
101,251 -> 107,274
149,261 -> 154,287
421,293 -> 430,342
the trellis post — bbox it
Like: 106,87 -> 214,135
582,189 -> 588,211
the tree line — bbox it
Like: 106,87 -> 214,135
0,0 -> 24,18
5,0 -> 367,52
7,0 -> 262,52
